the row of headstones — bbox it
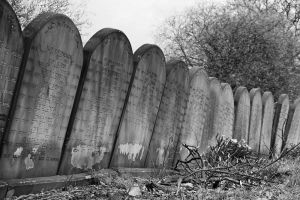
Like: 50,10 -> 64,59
0,0 -> 299,179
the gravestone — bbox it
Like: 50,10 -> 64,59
248,88 -> 262,151
177,68 -> 210,160
219,83 -> 234,138
283,98 -> 300,148
58,29 -> 134,174
260,92 -> 274,155
145,60 -> 189,168
271,94 -> 289,156
0,13 -> 83,179
205,77 -> 222,147
0,0 -> 24,143
233,87 -> 250,141
109,44 -> 166,168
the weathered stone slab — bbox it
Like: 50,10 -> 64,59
284,98 -> 300,148
248,88 -> 262,151
233,87 -> 250,141
0,0 -> 24,143
109,44 -> 166,168
145,60 -> 189,168
219,83 -> 234,138
205,77 -> 222,147
177,68 -> 210,160
0,13 -> 83,178
58,29 -> 134,174
260,92 -> 274,155
271,94 -> 289,156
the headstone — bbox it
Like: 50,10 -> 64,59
145,60 -> 189,168
248,88 -> 262,151
271,94 -> 289,156
205,77 -> 222,147
233,87 -> 250,141
58,29 -> 134,174
283,98 -> 300,149
260,92 -> 274,155
178,68 -> 210,160
0,0 -> 24,143
109,44 -> 166,168
219,83 -> 234,138
0,13 -> 83,179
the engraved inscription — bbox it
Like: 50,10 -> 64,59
180,71 -> 209,158
111,46 -> 166,167
146,64 -> 189,167
218,101 -> 234,138
0,17 -> 83,179
234,92 -> 250,141
61,33 -> 133,172
0,2 -> 23,136
260,94 -> 274,154
274,99 -> 289,154
249,94 -> 262,151
286,103 -> 300,147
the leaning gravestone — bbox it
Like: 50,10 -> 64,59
284,98 -> 300,148
58,29 -> 134,174
271,94 -> 289,156
145,60 -> 189,168
205,77 -> 222,147
0,13 -> 83,179
109,44 -> 166,168
177,68 -> 210,160
0,0 -> 24,143
260,92 -> 274,155
248,88 -> 262,151
219,83 -> 234,138
233,87 -> 250,141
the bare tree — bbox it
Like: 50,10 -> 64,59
156,1 -> 300,99
7,0 -> 89,33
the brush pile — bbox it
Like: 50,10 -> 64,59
174,136 -> 280,189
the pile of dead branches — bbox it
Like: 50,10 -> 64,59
173,136 -> 300,189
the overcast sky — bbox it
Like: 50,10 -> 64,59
79,0 -> 226,51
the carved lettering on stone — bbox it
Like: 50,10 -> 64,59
285,98 -> 300,148
145,60 -> 189,168
0,13 -> 83,179
178,68 -> 210,160
0,1 -> 23,142
109,44 -> 166,167
271,94 -> 289,156
248,88 -> 262,151
219,83 -> 234,139
233,87 -> 250,141
260,92 -> 274,155
58,29 -> 134,174
205,77 -> 222,148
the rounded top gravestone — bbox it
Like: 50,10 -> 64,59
285,98 -> 300,148
109,44 -> 166,168
145,60 -> 189,168
248,88 -> 262,151
179,68 -> 210,159
271,94 -> 289,156
0,0 -> 24,144
233,86 -> 250,141
205,77 -> 222,147
0,13 -> 83,179
219,83 -> 234,139
58,28 -> 134,174
260,91 -> 274,155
